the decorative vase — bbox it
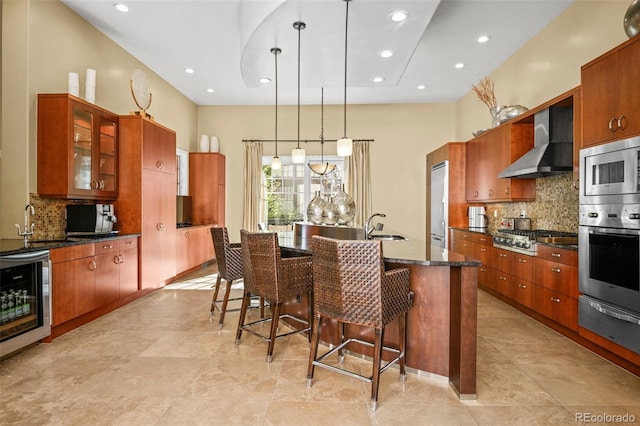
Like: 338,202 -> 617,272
306,191 -> 326,225
321,196 -> 338,225
333,184 -> 356,225
490,105 -> 504,128
209,136 -> 220,152
199,134 -> 209,152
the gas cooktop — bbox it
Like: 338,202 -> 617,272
493,229 -> 578,255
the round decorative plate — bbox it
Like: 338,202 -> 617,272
130,69 -> 152,112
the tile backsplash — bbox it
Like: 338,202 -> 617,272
484,174 -> 579,233
28,194 -> 68,240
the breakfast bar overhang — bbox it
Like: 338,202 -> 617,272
281,237 -> 481,399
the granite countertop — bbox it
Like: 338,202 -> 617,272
282,236 -> 481,267
0,233 -> 141,256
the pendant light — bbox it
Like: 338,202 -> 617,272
271,47 -> 282,170
308,88 -> 336,176
337,0 -> 353,157
291,21 -> 306,164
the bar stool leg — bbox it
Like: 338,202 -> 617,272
210,274 -> 222,315
235,290 -> 251,344
399,313 -> 407,382
218,278 -> 234,329
370,328 -> 384,411
266,302 -> 282,363
306,314 -> 322,387
337,321 -> 345,364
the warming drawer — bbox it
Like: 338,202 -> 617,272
579,295 -> 640,355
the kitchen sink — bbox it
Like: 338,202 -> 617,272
368,234 -> 407,241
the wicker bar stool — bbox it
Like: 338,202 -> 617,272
236,230 -> 313,363
306,235 -> 413,411
209,227 -> 246,329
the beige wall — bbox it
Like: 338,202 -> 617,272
1,0 -> 197,238
1,0 -> 633,242
456,0 -> 629,140
198,103 -> 456,240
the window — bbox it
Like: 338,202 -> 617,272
262,155 -> 344,245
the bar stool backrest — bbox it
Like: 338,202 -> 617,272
311,236 -> 385,328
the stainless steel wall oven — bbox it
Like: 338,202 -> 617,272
0,250 -> 51,358
579,137 -> 640,355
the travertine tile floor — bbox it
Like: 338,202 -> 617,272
1,264 -> 639,425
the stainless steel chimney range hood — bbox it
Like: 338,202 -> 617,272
498,106 -> 573,179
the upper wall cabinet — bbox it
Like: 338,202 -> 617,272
465,124 -> 536,203
37,94 -> 118,200
581,35 -> 640,147
189,153 -> 225,226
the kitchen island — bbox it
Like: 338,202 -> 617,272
281,236 -> 481,400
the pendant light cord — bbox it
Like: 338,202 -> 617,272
343,0 -> 350,139
295,22 -> 305,149
320,88 -> 324,162
271,47 -> 281,156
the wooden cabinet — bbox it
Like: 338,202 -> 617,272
94,237 -> 139,307
176,225 -> 215,275
50,237 -> 139,332
37,94 -> 118,200
581,36 -> 640,147
465,124 -> 535,202
50,243 -> 96,325
116,116 -> 176,290
189,153 -> 226,226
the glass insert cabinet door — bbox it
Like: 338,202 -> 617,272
73,107 -> 93,191
99,117 -> 117,192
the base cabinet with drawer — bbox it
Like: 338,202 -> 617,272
50,237 -> 139,338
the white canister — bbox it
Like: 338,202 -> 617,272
85,69 -> 96,103
199,134 -> 209,152
209,136 -> 219,152
68,72 -> 80,97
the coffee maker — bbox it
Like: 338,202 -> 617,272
468,206 -> 488,229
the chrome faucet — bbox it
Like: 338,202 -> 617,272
365,213 -> 386,238
16,204 -> 36,244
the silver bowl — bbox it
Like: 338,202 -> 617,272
625,0 -> 640,38
497,105 -> 529,123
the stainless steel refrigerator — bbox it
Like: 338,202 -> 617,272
430,161 -> 448,249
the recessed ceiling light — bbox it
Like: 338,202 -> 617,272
185,68 -> 195,74
417,85 -> 426,90
455,63 -> 465,69
390,10 -> 408,22
206,88 -> 214,93
378,50 -> 394,58
259,77 -> 271,84
372,77 -> 385,83
477,35 -> 490,43
113,3 -> 129,12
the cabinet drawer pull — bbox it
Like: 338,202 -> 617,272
518,258 -> 527,263
518,284 -> 527,289
473,190 -> 479,198
88,260 -> 97,271
113,255 -> 120,265
119,254 -> 125,264
102,244 -> 113,249
480,248 -> 487,252
551,297 -> 560,303
499,276 -> 507,281
551,267 -> 561,273
551,253 -> 561,258
157,223 -> 165,231
608,117 -> 618,132
617,115 -> 627,131
480,237 -> 486,242
488,189 -> 494,197
125,241 -> 134,245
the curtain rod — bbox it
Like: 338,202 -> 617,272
242,139 -> 373,143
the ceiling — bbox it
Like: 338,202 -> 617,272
61,0 -> 574,106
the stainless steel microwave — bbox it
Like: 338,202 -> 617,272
580,136 -> 640,205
